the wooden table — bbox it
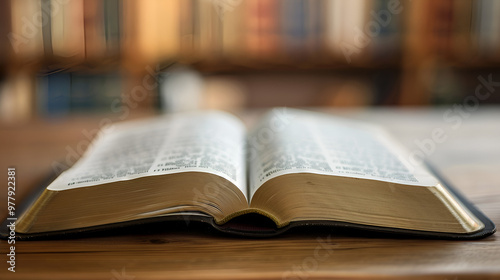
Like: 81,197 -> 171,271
1,108 -> 499,279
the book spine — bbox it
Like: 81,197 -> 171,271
103,0 -> 121,56
38,71 -> 71,117
371,0 -> 402,61
245,0 -> 280,58
282,0 -> 307,55
70,72 -> 93,112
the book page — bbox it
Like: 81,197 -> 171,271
48,111 -> 247,199
248,109 -> 439,198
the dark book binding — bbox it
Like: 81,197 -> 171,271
1,164 -> 496,240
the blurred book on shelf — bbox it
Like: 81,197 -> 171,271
1,0 -> 500,122
37,70 -> 123,118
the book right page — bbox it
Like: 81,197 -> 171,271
248,109 -> 439,199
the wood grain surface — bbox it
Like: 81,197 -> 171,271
0,108 -> 499,279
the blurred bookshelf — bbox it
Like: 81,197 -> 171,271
1,0 -> 500,122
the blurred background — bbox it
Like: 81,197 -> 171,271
1,0 -> 500,122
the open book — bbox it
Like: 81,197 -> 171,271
3,109 -> 495,239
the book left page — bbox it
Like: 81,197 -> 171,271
47,111 -> 248,199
